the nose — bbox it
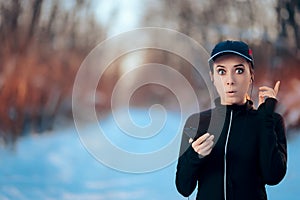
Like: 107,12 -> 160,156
226,73 -> 235,85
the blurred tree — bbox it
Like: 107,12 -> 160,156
0,0 -> 107,147
276,0 -> 300,50
28,0 -> 43,41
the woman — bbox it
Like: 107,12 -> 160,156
175,40 -> 287,200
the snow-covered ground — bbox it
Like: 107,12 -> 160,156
0,109 -> 299,200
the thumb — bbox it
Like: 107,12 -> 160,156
258,93 -> 264,107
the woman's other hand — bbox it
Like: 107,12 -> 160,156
191,133 -> 214,157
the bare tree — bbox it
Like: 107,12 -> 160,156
277,0 -> 300,50
0,0 -> 107,147
28,0 -> 43,40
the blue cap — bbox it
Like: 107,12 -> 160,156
208,40 -> 254,68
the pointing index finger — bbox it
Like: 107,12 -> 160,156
274,81 -> 280,95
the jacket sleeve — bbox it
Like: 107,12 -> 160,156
175,113 -> 207,197
258,98 -> 287,185
175,142 -> 205,197
175,111 -> 211,197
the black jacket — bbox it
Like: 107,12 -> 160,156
175,98 -> 287,200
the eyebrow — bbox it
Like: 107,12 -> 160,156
233,64 -> 245,68
215,63 -> 246,68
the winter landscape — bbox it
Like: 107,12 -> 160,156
1,1 -> 300,199
1,109 -> 299,200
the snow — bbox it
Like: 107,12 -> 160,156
0,126 -> 183,199
0,109 -> 299,200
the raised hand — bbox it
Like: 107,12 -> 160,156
258,81 -> 280,107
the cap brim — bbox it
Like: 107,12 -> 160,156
208,50 -> 253,63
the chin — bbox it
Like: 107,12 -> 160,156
224,97 -> 245,105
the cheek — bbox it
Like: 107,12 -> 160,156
213,75 -> 226,84
213,77 -> 226,91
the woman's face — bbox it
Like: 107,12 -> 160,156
211,54 -> 252,105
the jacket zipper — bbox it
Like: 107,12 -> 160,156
224,110 -> 233,200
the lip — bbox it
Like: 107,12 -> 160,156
226,91 -> 237,95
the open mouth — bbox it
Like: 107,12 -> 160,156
227,91 -> 237,94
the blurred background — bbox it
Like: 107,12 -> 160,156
0,0 -> 300,199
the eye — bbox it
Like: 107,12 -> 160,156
235,68 -> 244,74
217,68 -> 226,75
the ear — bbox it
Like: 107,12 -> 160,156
250,75 -> 254,83
210,71 -> 214,83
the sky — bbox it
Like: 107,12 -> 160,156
94,0 -> 145,37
